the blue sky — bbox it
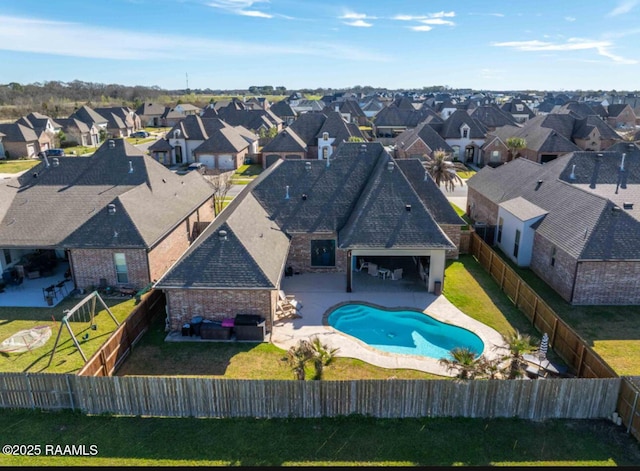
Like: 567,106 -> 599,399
1,0 -> 639,91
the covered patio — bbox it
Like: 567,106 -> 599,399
0,261 -> 72,308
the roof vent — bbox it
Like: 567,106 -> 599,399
424,170 -> 429,181
302,193 -> 308,201
285,185 -> 290,200
623,202 -> 633,210
387,161 -> 395,171
113,230 -> 119,238
108,139 -> 115,149
52,157 -> 59,167
405,204 -> 412,212
108,204 -> 116,215
305,161 -> 311,171
535,179 -> 543,190
569,164 -> 576,180
128,161 -> 134,173
360,144 -> 367,153
620,153 -> 626,171
33,172 -> 38,178
596,153 -> 603,158
218,230 -> 228,240
612,205 -> 622,212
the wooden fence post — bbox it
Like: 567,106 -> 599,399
531,297 -> 538,327
500,264 -> 506,289
628,390 -> 639,434
577,344 -> 586,377
514,278 -> 521,307
488,251 -> 494,274
550,318 -> 558,346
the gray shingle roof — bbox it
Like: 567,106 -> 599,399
269,100 -> 297,119
69,105 -> 108,127
155,186 -> 290,289
0,139 -> 213,249
262,129 -> 307,153
395,159 -> 465,225
0,123 -> 38,142
393,122 -> 453,154
438,110 -> 487,139
469,105 -> 518,129
55,118 -> 91,134
499,197 -> 548,221
194,127 -> 250,154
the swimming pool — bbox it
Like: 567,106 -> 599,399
327,303 -> 484,360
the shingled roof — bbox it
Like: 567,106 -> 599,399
0,139 -> 214,249
393,122 -> 453,154
437,110 -> 487,139
69,105 -> 108,127
262,128 -> 307,153
0,123 -> 39,143
193,127 -> 251,154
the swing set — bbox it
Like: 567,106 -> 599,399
47,291 -> 120,367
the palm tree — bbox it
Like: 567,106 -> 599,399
286,339 -> 314,380
309,336 -> 339,380
506,137 -> 526,162
439,347 -> 483,379
503,330 -> 538,379
426,149 -> 463,192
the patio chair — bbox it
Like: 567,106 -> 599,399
391,268 -> 403,281
276,300 -> 300,319
278,290 -> 302,311
357,259 -> 369,272
367,262 -> 378,277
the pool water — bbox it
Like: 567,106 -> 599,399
328,304 -> 484,360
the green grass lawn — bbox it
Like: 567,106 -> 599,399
0,159 -> 40,173
61,145 -> 95,156
116,313 -> 441,379
491,249 -> 640,376
125,137 -> 156,145
0,297 -> 136,374
231,164 -> 262,184
457,170 -> 477,179
451,203 -> 472,227
1,409 -> 638,466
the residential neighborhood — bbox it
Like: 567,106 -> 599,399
1,0 -> 640,467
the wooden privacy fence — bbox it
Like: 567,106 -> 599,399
469,234 -> 617,379
617,377 -> 640,442
0,373 -> 622,420
77,290 -> 166,377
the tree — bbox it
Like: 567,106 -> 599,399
506,137 -> 526,161
347,136 -> 366,143
209,170 -> 233,216
502,330 -> 538,379
425,149 -> 463,192
55,131 -> 66,148
286,339 -> 315,380
309,336 -> 339,380
439,347 -> 483,379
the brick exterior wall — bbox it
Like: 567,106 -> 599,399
467,187 -> 499,227
71,248 -> 149,290
165,288 -> 275,332
573,261 -> 640,305
395,140 -> 431,159
481,140 -> 509,166
459,229 -> 471,254
147,200 -> 213,284
529,232 -> 577,303
440,224 -> 461,259
607,107 -> 636,129
4,141 -> 39,159
286,233 -> 347,273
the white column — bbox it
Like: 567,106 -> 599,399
428,250 -> 446,293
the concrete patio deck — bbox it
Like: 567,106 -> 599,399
272,271 -> 507,377
0,262 -> 72,308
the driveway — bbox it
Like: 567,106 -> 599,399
440,179 -> 468,210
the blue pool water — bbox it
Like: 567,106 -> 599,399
328,304 -> 484,360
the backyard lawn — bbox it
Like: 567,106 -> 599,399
0,159 -> 40,173
0,297 -> 136,374
1,409 -> 639,466
492,248 -> 640,376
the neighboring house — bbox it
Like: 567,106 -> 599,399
0,139 -> 215,291
467,143 -> 640,305
480,133 -> 512,167
291,99 -> 324,114
135,102 -> 167,127
323,100 -> 368,126
262,111 -> 365,167
161,108 -> 186,128
269,100 -> 297,126
360,96 -> 385,118
501,99 -> 535,123
374,105 -> 442,138
94,107 -> 141,137
468,105 -> 518,132
54,118 -> 100,147
0,123 -> 41,158
69,105 -> 108,131
393,122 -> 454,159
155,142 -> 463,333
606,104 -> 637,130
216,105 -> 283,134
149,115 -> 257,168
174,103 -> 202,116
14,113 -> 57,153
430,110 -> 487,165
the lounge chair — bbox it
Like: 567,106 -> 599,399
391,268 -> 403,280
367,263 -> 378,277
357,259 -> 369,272
278,290 -> 302,310
276,300 -> 300,319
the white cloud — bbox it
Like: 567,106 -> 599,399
340,12 -> 371,20
419,18 -> 455,26
207,0 -> 273,18
393,14 -> 425,21
607,0 -> 639,16
489,13 -> 505,17
0,15 -> 389,62
393,11 -> 455,21
492,38 -> 638,64
565,16 -> 576,22
343,19 -> 373,27
430,11 -> 455,18
410,25 -> 433,32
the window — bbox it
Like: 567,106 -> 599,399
462,127 -> 469,138
310,240 -> 336,267
114,253 -> 129,284
491,150 -> 501,162
513,230 -> 521,258
551,247 -> 556,267
497,217 -> 504,243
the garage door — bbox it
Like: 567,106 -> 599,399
198,155 -> 215,168
218,155 -> 234,170
26,144 -> 36,158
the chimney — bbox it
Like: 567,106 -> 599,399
108,139 -> 115,149
108,204 -> 116,215
128,161 -> 134,173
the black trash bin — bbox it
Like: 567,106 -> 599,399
182,323 -> 191,337
190,316 -> 203,336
